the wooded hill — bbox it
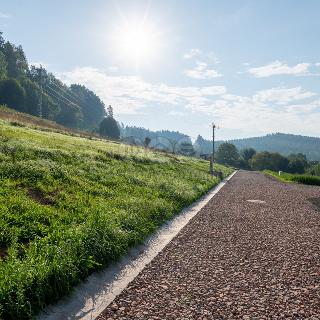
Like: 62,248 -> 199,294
195,133 -> 320,160
0,32 -> 106,131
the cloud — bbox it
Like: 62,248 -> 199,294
315,62 -> 320,67
168,111 -> 187,116
183,49 -> 220,64
253,87 -> 316,105
58,66 -> 320,137
58,67 -> 226,114
184,61 -> 222,79
186,87 -> 319,137
0,12 -> 11,19
183,49 -> 202,59
108,66 -> 119,72
248,61 -> 310,77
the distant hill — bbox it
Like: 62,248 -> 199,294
195,133 -> 320,161
120,125 -> 191,151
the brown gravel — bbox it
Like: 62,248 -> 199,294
97,171 -> 320,319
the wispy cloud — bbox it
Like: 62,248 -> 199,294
183,48 -> 202,59
253,87 -> 316,105
58,67 -> 226,114
184,61 -> 222,79
183,49 -> 220,64
248,61 -> 310,77
186,87 -> 319,136
0,12 -> 11,19
58,66 -> 320,137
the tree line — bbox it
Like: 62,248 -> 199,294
195,133 -> 320,161
215,142 -> 319,175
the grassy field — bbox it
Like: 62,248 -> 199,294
0,118 -> 232,319
265,170 -> 320,186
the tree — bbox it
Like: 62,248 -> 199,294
99,116 -> 120,139
70,84 -> 106,130
144,136 -> 151,147
179,142 -> 195,156
216,143 -> 239,166
55,102 -> 83,128
107,105 -> 113,117
287,159 -> 306,174
194,135 -> 207,155
167,138 -> 179,154
287,153 -> 308,174
0,52 -> 7,79
0,79 -> 25,111
2,42 -> 28,78
240,148 -> 256,161
19,77 -> 40,116
0,32 -> 4,48
250,152 -> 289,171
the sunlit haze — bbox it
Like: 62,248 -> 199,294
113,19 -> 161,66
1,0 -> 320,140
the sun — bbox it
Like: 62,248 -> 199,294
113,20 -> 161,66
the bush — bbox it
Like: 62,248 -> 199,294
291,175 -> 320,186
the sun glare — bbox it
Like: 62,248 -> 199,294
113,20 -> 161,66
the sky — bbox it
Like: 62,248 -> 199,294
0,0 -> 320,140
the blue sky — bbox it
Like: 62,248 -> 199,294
1,0 -> 320,140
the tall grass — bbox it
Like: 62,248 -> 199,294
0,120 -> 233,319
265,170 -> 320,186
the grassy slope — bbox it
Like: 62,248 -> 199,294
0,119 -> 232,319
264,170 -> 320,186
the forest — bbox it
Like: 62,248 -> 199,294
0,32 -> 106,131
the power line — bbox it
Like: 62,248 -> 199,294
48,80 -> 80,103
43,88 -> 72,106
46,83 -> 78,104
44,85 -> 81,108
44,86 -> 72,105
44,86 -> 80,108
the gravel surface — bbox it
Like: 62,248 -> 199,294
98,171 -> 320,319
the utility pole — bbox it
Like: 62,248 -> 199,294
210,122 -> 216,175
38,65 -> 43,118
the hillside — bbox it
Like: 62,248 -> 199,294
0,32 -> 106,132
195,133 -> 320,160
0,118 -> 232,319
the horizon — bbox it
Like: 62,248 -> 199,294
1,0 -> 320,140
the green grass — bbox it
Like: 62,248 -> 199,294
264,170 -> 320,186
0,119 -> 233,319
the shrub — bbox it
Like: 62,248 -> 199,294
291,175 -> 320,186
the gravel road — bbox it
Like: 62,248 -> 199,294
98,171 -> 320,319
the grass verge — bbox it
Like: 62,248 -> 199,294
0,119 -> 233,319
264,170 -> 320,186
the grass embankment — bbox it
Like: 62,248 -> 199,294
265,170 -> 320,186
0,105 -> 99,139
0,119 -> 232,319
